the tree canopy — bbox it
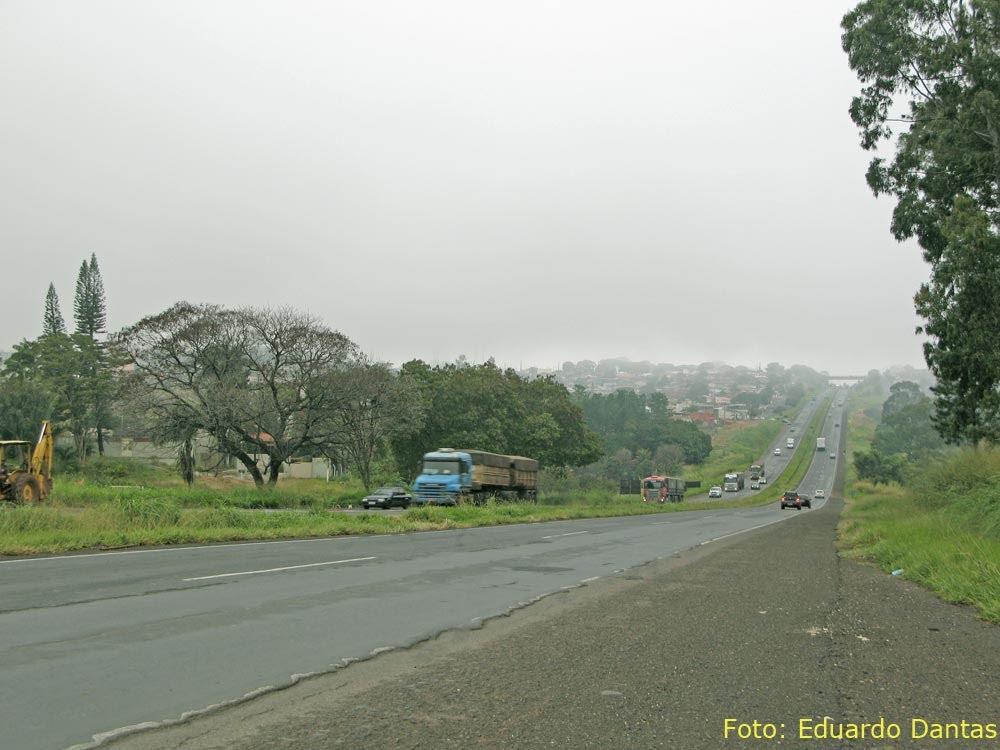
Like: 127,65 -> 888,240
574,388 -> 712,465
117,303 -> 363,487
389,360 -> 602,479
842,1 -> 1000,444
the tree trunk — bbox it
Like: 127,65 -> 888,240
232,450 -> 265,488
179,438 -> 195,486
267,458 -> 281,486
96,421 -> 105,456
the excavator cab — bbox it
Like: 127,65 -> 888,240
0,421 -> 53,505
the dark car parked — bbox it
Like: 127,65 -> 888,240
362,487 -> 412,509
780,491 -> 810,510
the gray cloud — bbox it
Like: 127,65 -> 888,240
0,0 -> 929,374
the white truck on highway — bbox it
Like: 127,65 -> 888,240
816,437 -> 826,451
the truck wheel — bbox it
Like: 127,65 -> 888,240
13,474 -> 41,505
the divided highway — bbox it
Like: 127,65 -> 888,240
1,397 -> 846,750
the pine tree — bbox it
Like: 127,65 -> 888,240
87,253 -> 107,335
73,253 -> 107,337
73,260 -> 90,335
42,282 -> 66,336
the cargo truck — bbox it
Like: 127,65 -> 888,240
413,448 -> 538,506
641,475 -> 686,503
816,437 -> 826,451
723,471 -> 745,492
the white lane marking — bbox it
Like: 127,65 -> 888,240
580,576 -> 601,583
0,536 -> 362,565
541,531 -> 589,540
182,556 -> 375,581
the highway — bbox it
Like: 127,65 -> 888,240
0,397 -> 846,750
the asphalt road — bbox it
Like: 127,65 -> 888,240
104,461 -> 1000,750
695,392 -> 837,504
2,491 -> 831,750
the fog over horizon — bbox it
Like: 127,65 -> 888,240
2,1 -> 931,377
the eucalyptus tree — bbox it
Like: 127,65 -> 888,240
843,1 -> 1000,444
117,303 -> 362,487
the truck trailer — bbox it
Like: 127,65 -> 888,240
816,437 -> 826,451
413,448 -> 538,506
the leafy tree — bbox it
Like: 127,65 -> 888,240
881,381 -> 924,421
3,333 -> 109,462
873,381 -> 946,460
73,254 -> 107,337
390,360 -> 601,480
842,1 -> 1000,444
853,448 -> 908,485
916,198 -> 1000,443
42,283 -> 66,336
653,443 -> 686,475
0,378 -> 56,443
118,303 -> 362,487
326,363 -> 424,491
575,389 -> 712,464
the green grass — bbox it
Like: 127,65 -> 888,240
838,398 -> 1000,624
0,491 -> 704,556
680,420 -> 783,495
0,397 -> 830,556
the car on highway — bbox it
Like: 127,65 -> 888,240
708,486 -> 723,498
773,448 -> 782,456
780,491 -> 810,510
361,487 -> 412,509
750,481 -> 760,490
830,452 -> 836,459
814,489 -> 825,499
759,475 -> 767,484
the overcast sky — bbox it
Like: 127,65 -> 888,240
1,1 -> 930,375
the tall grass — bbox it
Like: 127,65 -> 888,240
839,401 -> 1000,623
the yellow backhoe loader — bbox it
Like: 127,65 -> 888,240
0,420 -> 53,505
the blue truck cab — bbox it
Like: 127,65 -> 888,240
412,449 -> 472,506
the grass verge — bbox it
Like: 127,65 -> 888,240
837,396 -> 1000,624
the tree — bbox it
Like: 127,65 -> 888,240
327,363 -> 424,491
389,360 -> 601,480
873,381 -> 946,460
853,448 -> 907,485
3,333 -> 108,462
653,443 -> 686,475
881,381 -> 925,421
0,378 -> 56,442
842,1 -> 1000,444
73,253 -> 107,337
42,283 -> 66,336
117,303 -> 362,488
